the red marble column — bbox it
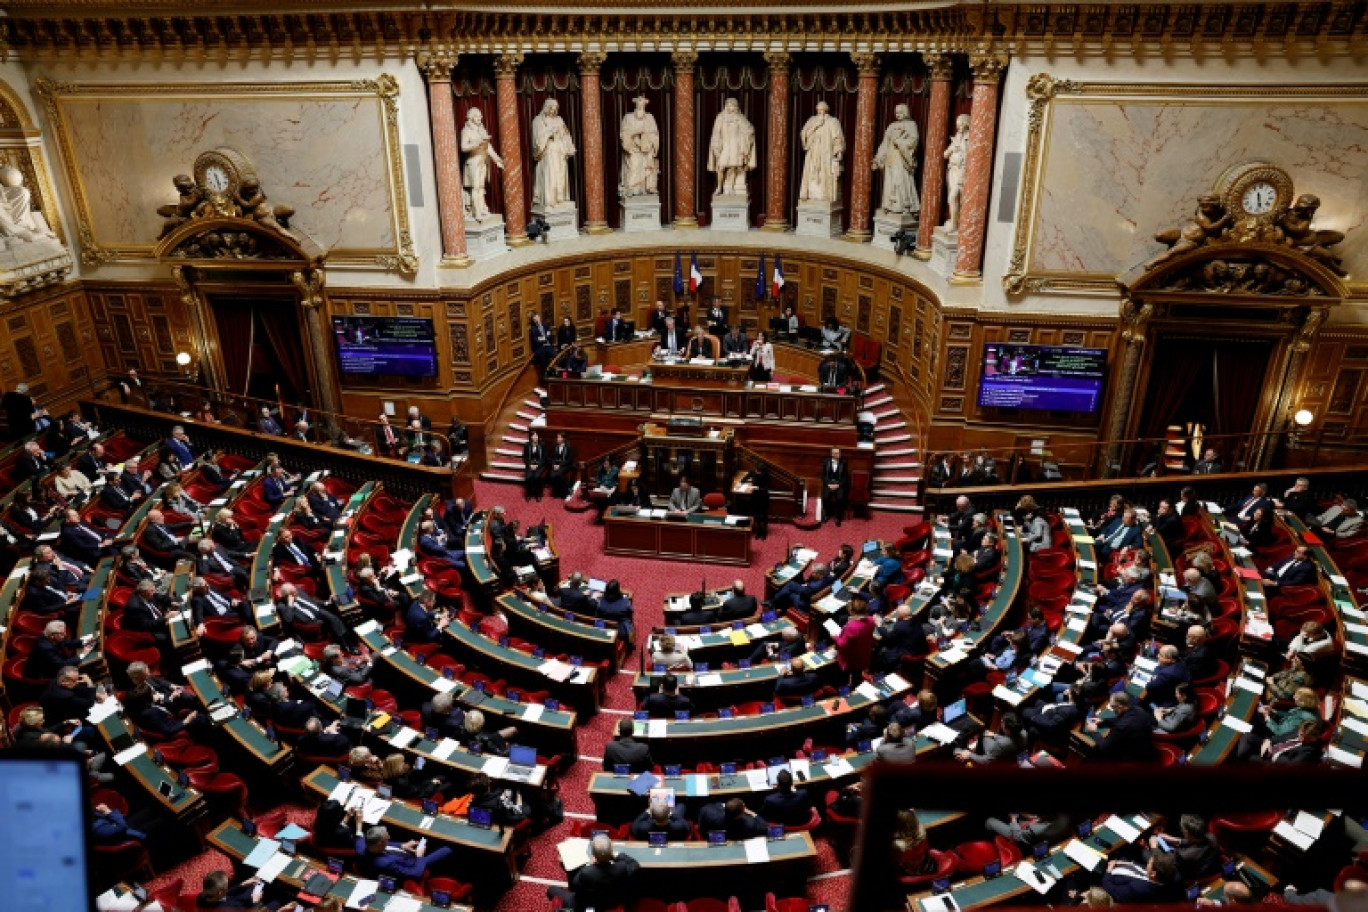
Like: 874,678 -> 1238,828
953,53 -> 1008,279
579,51 -> 610,234
672,49 -> 699,229
844,52 -> 881,241
418,48 -> 470,265
915,52 -> 954,258
761,51 -> 792,232
494,52 -> 529,246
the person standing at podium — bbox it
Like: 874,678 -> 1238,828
748,330 -> 774,382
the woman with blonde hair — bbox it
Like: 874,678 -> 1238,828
893,809 -> 932,874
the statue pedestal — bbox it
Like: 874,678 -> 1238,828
708,195 -> 750,232
871,210 -> 920,252
464,216 -> 508,262
929,226 -> 959,279
0,237 -> 73,300
530,205 -> 580,242
620,195 -> 662,233
794,200 -> 843,238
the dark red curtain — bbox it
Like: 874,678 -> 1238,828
601,53 -> 674,231
209,298 -> 255,397
785,55 -> 860,228
1138,336 -> 1212,440
255,300 -> 311,406
1212,339 -> 1274,437
450,61 -> 503,218
517,56 -> 584,226
694,52 -> 770,225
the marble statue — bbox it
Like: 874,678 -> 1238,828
530,98 -> 576,210
872,104 -> 921,215
943,113 -> 971,231
0,165 -> 56,243
619,95 -> 660,198
798,101 -> 845,202
460,107 -> 504,221
708,98 -> 756,198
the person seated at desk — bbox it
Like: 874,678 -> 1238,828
211,509 -> 256,558
761,769 -> 813,827
603,308 -> 632,343
1263,545 -> 1319,589
261,463 -> 294,508
142,509 -> 197,565
1087,691 -> 1155,761
601,718 -> 654,774
1286,619 -> 1336,666
312,799 -> 361,855
675,591 -> 716,627
418,519 -> 466,570
1225,482 -> 1273,530
611,477 -> 652,510
752,626 -> 808,666
771,562 -> 834,614
717,580 -> 757,622
1095,508 -> 1143,559
564,343 -> 589,375
654,317 -> 685,358
651,633 -> 693,671
272,527 -> 321,576
321,643 -> 371,686
846,703 -> 889,748
1145,814 -> 1220,882
122,578 -> 178,651
420,692 -> 465,743
1313,498 -> 1363,541
40,665 -> 104,728
559,572 -> 598,614
874,721 -> 919,763
193,869 -> 266,910
591,457 -> 619,494
548,432 -> 576,498
721,324 -> 748,357
298,718 -> 354,760
953,713 -> 1026,765
355,823 -> 454,882
195,538 -> 250,591
59,508 -> 114,567
1277,476 -> 1319,521
1265,718 -> 1327,764
1022,686 -> 1085,742
32,544 -> 89,591
381,752 -> 449,802
25,567 -> 81,623
1142,645 -> 1190,708
595,580 -> 634,640
890,689 -> 939,730
685,325 -> 712,360
1153,682 -> 1197,735
875,604 -> 928,672
52,464 -> 90,501
25,620 -> 88,682
546,833 -> 641,912
630,797 -> 691,842
668,476 -> 702,513
774,656 -> 821,701
441,497 -> 474,539
643,673 -> 693,718
697,798 -> 769,841
748,330 -> 775,382
1100,852 -> 1183,905
819,355 -> 848,391
1146,499 -> 1185,552
461,710 -> 512,756
91,799 -> 153,846
404,590 -> 450,644
276,583 -> 358,651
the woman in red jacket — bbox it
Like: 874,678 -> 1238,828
835,594 -> 878,688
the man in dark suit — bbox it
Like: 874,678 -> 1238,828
141,509 -> 195,564
1192,449 -> 1222,475
257,407 -> 283,436
546,834 -> 640,912
876,604 -> 927,671
760,770 -> 813,826
1270,719 -> 1327,764
943,496 -> 976,551
442,497 -> 474,539
685,326 -> 712,360
973,534 -> 1001,582
629,800 -> 691,842
307,482 -> 343,522
1022,689 -> 1085,742
1099,853 -> 1181,904
33,544 -> 90,590
24,568 -> 80,621
189,577 -> 251,632
99,471 -> 137,513
648,301 -> 670,336
821,447 -> 850,527
642,674 -> 693,719
122,580 -> 175,650
602,718 -> 654,773
750,627 -> 808,665
261,464 -> 293,508
771,563 -> 834,613
296,717 -> 353,757
374,413 -> 402,458
676,591 -> 717,626
166,426 -> 194,465
604,308 -> 632,343
697,798 -> 769,841
657,317 -> 684,356
717,580 -> 758,622
559,573 -> 598,614
25,620 -> 88,682
774,656 -> 821,700
522,431 -> 547,502
75,443 -> 108,481
721,325 -> 748,356
417,520 -> 466,570
819,357 -> 848,391
404,591 -> 449,643
1095,509 -> 1143,560
548,432 -> 576,499
1262,545 -> 1319,590
195,539 -> 250,590
528,313 -> 555,374
276,583 -> 355,649
1225,482 -> 1273,532
13,441 -> 50,481
209,512 -> 254,558
272,528 -> 321,575
40,665 -> 101,724
1142,645 -> 1190,708
1180,625 -> 1216,681
420,692 -> 465,741
1087,692 -> 1154,761
1278,477 -> 1318,522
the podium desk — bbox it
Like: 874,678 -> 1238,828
603,508 -> 752,566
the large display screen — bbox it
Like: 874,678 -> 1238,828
333,316 -> 438,377
977,343 -> 1107,414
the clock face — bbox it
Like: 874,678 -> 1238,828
204,166 -> 230,193
1242,182 -> 1277,215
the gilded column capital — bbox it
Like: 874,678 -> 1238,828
493,52 -> 523,78
671,48 -> 699,73
578,50 -> 607,74
416,47 -> 457,83
968,53 -> 1009,83
763,50 -> 792,72
850,51 -> 882,77
923,51 -> 955,81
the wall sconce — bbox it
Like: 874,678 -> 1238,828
175,351 -> 199,383
1293,408 -> 1315,428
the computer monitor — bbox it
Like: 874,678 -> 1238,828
707,831 -> 726,846
431,889 -> 453,908
0,753 -> 96,911
862,540 -> 880,554
943,698 -> 968,724
468,808 -> 493,828
983,861 -> 1002,879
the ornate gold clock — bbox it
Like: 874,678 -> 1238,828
1215,161 -> 1294,223
192,147 -> 256,198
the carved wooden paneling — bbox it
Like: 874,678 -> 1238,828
857,294 -> 872,333
575,284 -> 592,322
944,345 -> 968,390
1329,369 -> 1362,415
450,323 -> 469,365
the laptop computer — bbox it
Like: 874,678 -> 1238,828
504,744 -> 538,780
943,698 -> 968,725
587,578 -> 607,594
345,697 -> 370,720
584,364 -> 603,379
862,540 -> 880,555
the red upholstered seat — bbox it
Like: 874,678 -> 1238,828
899,849 -> 957,890
951,835 -> 1022,876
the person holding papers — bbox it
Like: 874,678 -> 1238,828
747,331 -> 775,382
355,823 -> 454,881
547,833 -> 640,912
629,797 -> 691,841
1145,814 -> 1220,881
668,476 -> 702,513
593,457 -> 619,494
194,870 -> 267,910
404,590 -> 450,643
655,317 -> 684,358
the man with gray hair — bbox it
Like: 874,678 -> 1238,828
189,576 -> 250,634
321,643 -> 371,686
297,716 -> 352,757
1314,498 -> 1363,541
356,823 -> 453,880
166,425 -> 194,465
628,795 -> 690,841
1278,476 -> 1317,521
26,619 -> 88,681
33,543 -> 91,589
547,832 -> 640,911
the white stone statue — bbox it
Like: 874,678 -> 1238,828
798,101 -> 845,203
460,108 -> 504,221
0,165 -> 56,243
708,98 -> 756,198
943,113 -> 971,231
530,98 -> 576,210
619,95 -> 660,199
872,103 -> 921,216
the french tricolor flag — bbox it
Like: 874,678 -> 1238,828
772,254 -> 786,300
689,252 -> 703,293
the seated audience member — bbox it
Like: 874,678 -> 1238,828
196,538 -> 250,590
1267,719 -> 1327,764
275,582 -> 357,650
1264,653 -> 1313,703
210,509 -> 255,557
312,800 -> 360,852
307,481 -> 343,522
893,810 -> 934,875
1087,692 -> 1155,761
1096,509 -> 1143,559
1286,619 -> 1335,665
1313,498 -> 1363,541
25,620 -> 88,682
610,477 -> 652,509
594,579 -> 634,640
1262,545 -> 1319,589
355,823 -> 453,881
559,572 -> 598,614
1143,644 -> 1190,708
668,476 -> 703,513
760,769 -> 814,827
1147,814 -> 1220,881
1147,499 -> 1185,551
717,579 -> 758,621
417,519 -> 466,569
1225,483 -> 1272,529
91,799 -> 153,845
545,833 -> 640,912
1020,506 -> 1052,554
1192,449 -> 1223,475
642,674 -> 693,719
52,464 -> 91,501
986,812 -> 1072,849
461,710 -> 510,756
676,591 -> 717,627
1023,687 -> 1086,742
1153,683 -> 1197,734
752,626 -> 809,666
603,717 -> 654,773
420,691 -> 465,742
190,576 -> 251,632
874,722 -> 919,764
774,656 -> 821,701
122,579 -> 175,649
347,746 -> 384,782
195,869 -> 265,909
297,717 -> 353,760
629,797 -> 691,842
272,527 -> 322,575
954,713 -> 1026,765
467,772 -> 528,826
60,508 -> 113,566
41,665 -> 104,727
697,797 -> 769,841
771,562 -> 834,613
381,752 -> 448,801
321,643 -> 371,686
1239,686 -> 1321,761
1100,852 -> 1182,904
1277,477 -> 1318,521
404,591 -> 450,643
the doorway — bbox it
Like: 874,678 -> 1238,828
208,294 -> 315,409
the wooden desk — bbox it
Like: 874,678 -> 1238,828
166,561 -> 200,664
208,819 -> 473,912
249,494 -> 298,630
925,513 -> 1024,687
183,662 -> 293,775
396,493 -> 434,601
632,646 -> 842,710
354,621 -> 580,759
301,766 -> 518,891
95,713 -> 206,829
646,617 -> 795,668
603,509 -> 752,566
75,556 -> 115,682
497,591 -> 623,670
1186,658 -> 1267,765
439,615 -> 601,714
322,481 -> 377,617
463,511 -> 500,604
650,359 -> 749,389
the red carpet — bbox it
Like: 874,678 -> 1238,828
151,479 -> 911,910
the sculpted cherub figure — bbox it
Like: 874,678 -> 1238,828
156,174 -> 203,238
1146,194 -> 1230,270
1279,194 -> 1346,276
237,177 -> 297,240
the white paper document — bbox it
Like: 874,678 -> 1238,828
1293,811 -> 1326,839
242,838 -> 281,868
431,739 -> 460,761
921,722 -> 961,746
744,837 -> 770,863
1014,860 -> 1057,894
745,769 -> 769,791
388,727 -> 420,749
919,893 -> 959,912
523,703 -> 545,722
1063,838 -> 1105,871
482,757 -> 509,778
113,744 -> 148,767
346,881 -> 379,910
557,837 -> 592,871
1328,744 -> 1364,768
1273,820 -> 1316,851
256,852 -> 292,883
1220,715 -> 1254,733
1102,814 -> 1142,843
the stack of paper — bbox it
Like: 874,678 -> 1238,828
1102,814 -> 1142,842
744,837 -> 770,863
557,837 -> 592,871
1273,819 -> 1317,851
1063,838 -> 1105,871
1221,715 -> 1254,733
921,722 -> 960,745
1014,860 -> 1057,894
